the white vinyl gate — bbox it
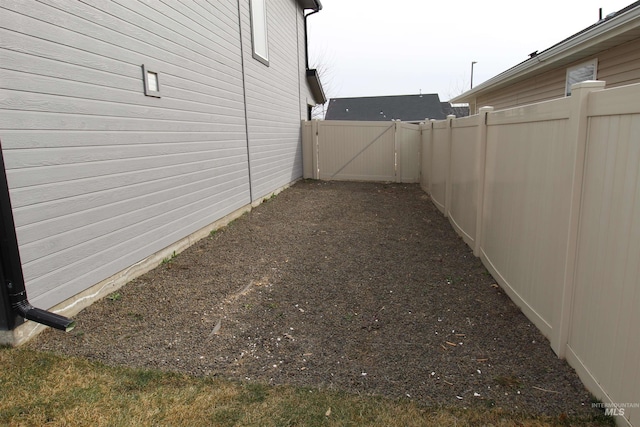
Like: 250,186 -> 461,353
302,120 -> 421,182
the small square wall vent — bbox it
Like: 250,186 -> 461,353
142,64 -> 161,97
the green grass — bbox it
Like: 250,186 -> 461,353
160,250 -> 177,265
106,292 -> 122,302
0,347 -> 614,427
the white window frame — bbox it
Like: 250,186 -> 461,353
566,59 -> 597,96
250,0 -> 269,66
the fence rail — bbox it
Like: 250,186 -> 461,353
302,80 -> 640,426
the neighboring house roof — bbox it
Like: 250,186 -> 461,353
451,1 -> 640,104
441,102 -> 470,118
325,94 -> 448,121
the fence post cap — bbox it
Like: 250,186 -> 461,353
571,80 -> 605,91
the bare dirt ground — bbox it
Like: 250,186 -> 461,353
30,180 -> 600,418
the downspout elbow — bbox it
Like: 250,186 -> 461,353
8,283 -> 75,332
0,138 -> 75,334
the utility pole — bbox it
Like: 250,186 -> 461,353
471,61 -> 477,89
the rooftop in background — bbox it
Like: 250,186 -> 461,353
325,94 -> 468,122
442,103 -> 470,118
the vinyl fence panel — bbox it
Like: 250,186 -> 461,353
449,115 -> 479,246
481,98 -> 571,342
420,122 -> 431,192
397,122 -> 421,183
566,84 -> 640,426
430,120 -> 449,214
422,81 -> 639,426
302,121 -> 314,178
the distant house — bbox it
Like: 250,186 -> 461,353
441,103 -> 471,118
0,0 -> 324,343
451,1 -> 640,113
325,94 -> 468,123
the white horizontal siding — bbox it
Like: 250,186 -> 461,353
0,0 -> 254,308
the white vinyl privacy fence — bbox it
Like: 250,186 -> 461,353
302,120 -> 421,182
302,80 -> 640,426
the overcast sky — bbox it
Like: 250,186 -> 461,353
307,0 -> 633,102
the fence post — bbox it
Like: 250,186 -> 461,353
302,120 -> 310,179
420,119 -> 428,191
311,119 -> 319,179
444,115 -> 455,218
394,121 -> 402,183
428,119 -> 436,196
418,121 -> 423,186
555,80 -> 606,358
474,106 -> 494,257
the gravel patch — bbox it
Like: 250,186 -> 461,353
30,180 -> 599,417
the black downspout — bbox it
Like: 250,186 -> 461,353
0,140 -> 75,333
304,7 -> 321,70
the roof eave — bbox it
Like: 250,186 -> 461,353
297,0 -> 322,11
306,69 -> 327,105
450,5 -> 640,103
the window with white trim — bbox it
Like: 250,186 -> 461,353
250,0 -> 269,65
566,59 -> 597,95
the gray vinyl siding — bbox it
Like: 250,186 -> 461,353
0,0 -> 254,308
240,0 -> 305,200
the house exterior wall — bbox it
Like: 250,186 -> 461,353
597,36 -> 640,87
474,36 -> 640,112
240,0 -> 307,201
0,0 -> 310,317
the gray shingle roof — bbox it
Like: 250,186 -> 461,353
325,94 -> 447,122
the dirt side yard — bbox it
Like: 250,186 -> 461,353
30,180 -> 600,418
